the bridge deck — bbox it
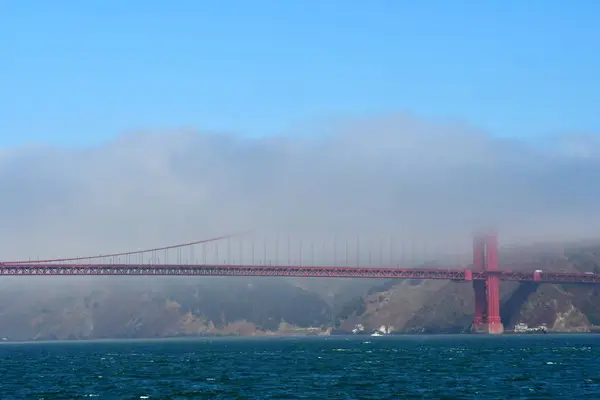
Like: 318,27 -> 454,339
1,263 -> 599,284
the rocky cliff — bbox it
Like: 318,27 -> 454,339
333,243 -> 600,334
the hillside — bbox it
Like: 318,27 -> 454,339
0,277 -> 333,340
332,243 -> 600,334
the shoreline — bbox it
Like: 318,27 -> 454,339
1,331 -> 598,344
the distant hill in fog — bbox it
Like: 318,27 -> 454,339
0,277 -> 333,340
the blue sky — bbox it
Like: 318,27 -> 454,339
1,0 -> 599,147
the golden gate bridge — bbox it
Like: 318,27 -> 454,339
1,230 -> 599,334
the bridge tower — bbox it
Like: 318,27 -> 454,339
472,231 -> 504,334
485,232 -> 504,334
472,233 -> 487,332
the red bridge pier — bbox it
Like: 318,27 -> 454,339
472,231 -> 504,334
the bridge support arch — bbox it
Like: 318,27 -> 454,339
472,231 -> 504,334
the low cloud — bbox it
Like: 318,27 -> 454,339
1,114 -> 599,264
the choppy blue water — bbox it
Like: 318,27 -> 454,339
0,335 -> 598,399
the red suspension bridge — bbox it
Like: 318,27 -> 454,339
1,230 -> 600,334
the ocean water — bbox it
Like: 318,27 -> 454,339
0,335 -> 598,399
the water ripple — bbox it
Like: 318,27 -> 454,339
0,335 -> 598,398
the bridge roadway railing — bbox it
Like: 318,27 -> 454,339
0,264 -> 470,279
0,263 -> 599,284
